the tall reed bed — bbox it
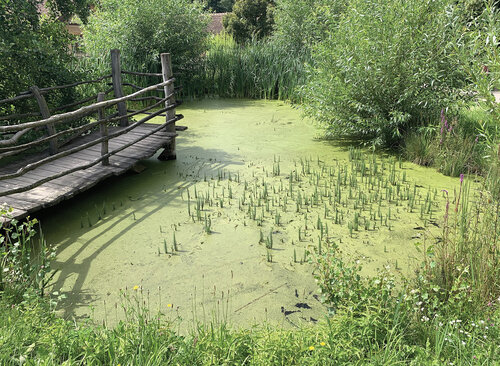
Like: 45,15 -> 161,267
180,34 -> 309,100
424,175 -> 500,306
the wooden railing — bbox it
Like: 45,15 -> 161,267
0,49 -> 182,198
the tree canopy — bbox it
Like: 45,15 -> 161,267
0,0 -> 84,102
223,0 -> 274,43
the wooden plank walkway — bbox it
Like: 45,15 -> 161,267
0,124 -> 177,221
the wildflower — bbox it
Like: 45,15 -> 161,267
309,346 -> 315,351
133,285 -> 139,291
320,342 -> 326,346
167,304 -> 173,308
459,174 -> 464,184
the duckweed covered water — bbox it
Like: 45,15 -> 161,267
39,99 -> 461,330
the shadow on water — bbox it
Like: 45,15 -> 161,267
37,145 -> 242,319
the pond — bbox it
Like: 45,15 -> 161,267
38,99 -> 460,331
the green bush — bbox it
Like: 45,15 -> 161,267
272,0 -> 344,56
82,0 -> 210,78
0,211 -> 55,302
222,0 -> 275,44
301,0 -> 469,146
0,0 -> 83,106
457,2 -> 500,189
205,0 -> 235,12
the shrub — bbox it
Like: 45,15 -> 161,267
82,0 -> 209,78
222,0 -> 275,44
0,211 -> 55,301
272,0 -> 345,55
205,0 -> 235,12
0,0 -> 84,105
300,0 -> 469,146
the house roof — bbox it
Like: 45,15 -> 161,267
208,13 -> 227,34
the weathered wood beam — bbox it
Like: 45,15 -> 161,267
0,115 -> 181,197
158,53 -> 177,161
110,49 -> 128,126
0,79 -> 174,133
31,86 -> 57,155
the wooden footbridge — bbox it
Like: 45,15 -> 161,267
0,50 -> 183,221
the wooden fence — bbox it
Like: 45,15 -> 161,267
0,49 -> 182,199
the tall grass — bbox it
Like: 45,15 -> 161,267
431,178 -> 499,304
180,34 -> 309,101
403,107 -> 491,177
1,254 -> 498,364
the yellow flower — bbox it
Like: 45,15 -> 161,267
308,346 -> 315,351
133,285 -> 139,291
320,342 -> 326,346
167,303 -> 173,308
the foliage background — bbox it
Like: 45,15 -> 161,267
300,0 -> 470,146
0,0 -> 83,106
82,0 -> 210,79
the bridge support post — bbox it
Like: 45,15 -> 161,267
110,49 -> 128,127
158,53 -> 176,161
31,86 -> 58,155
97,92 -> 109,166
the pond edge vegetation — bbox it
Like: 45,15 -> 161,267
1,0 -> 499,364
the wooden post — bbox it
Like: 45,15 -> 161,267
31,86 -> 57,155
97,92 -> 109,166
158,53 -> 176,161
110,49 -> 128,127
